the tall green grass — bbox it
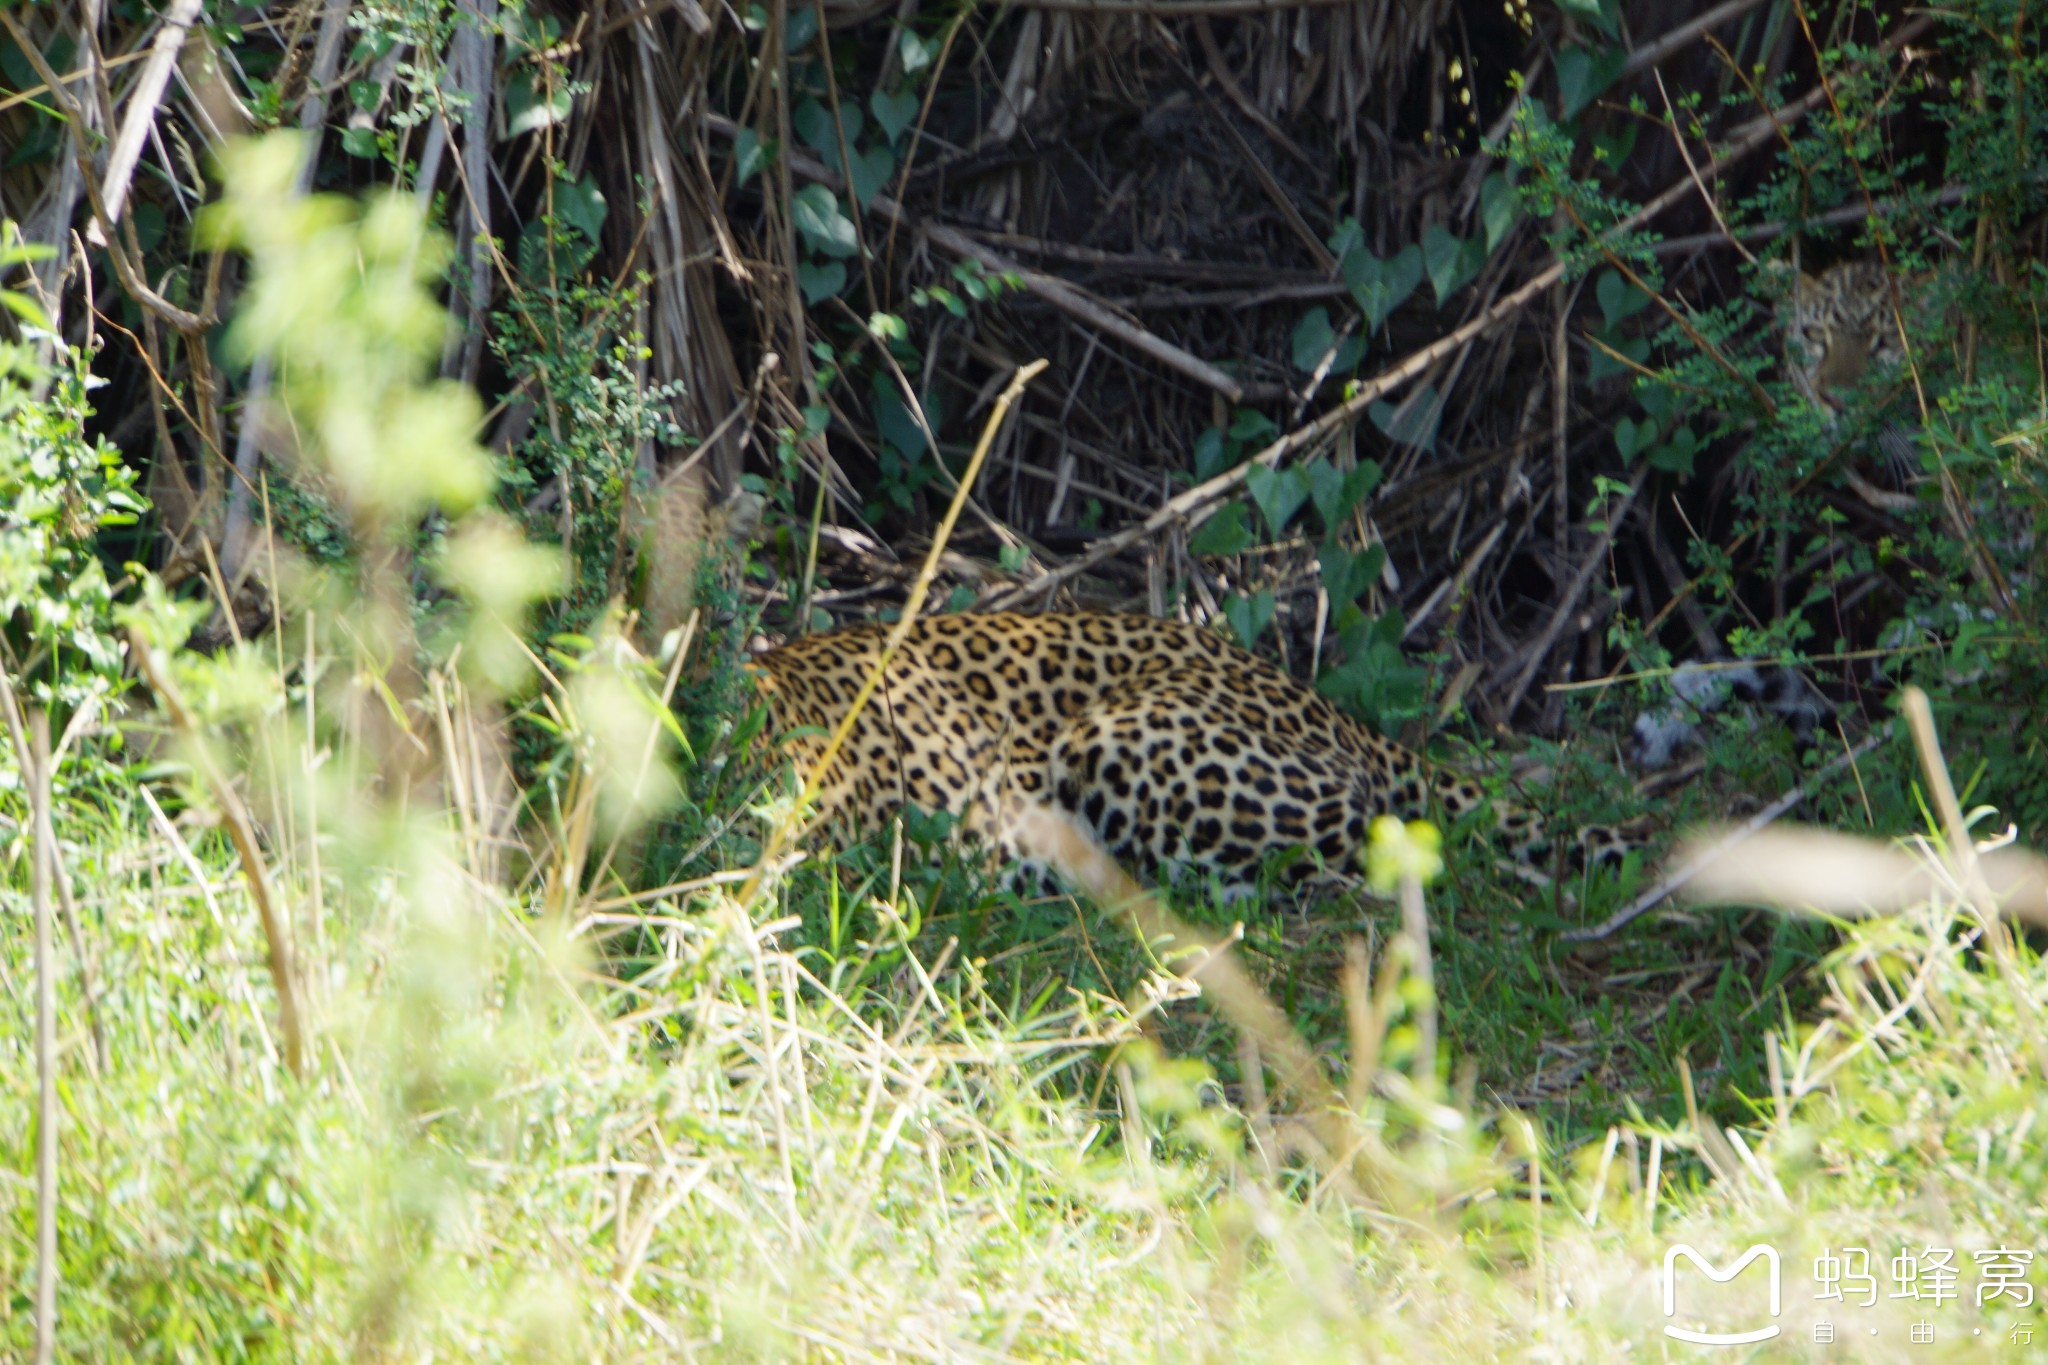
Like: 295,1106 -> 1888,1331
8,687 -> 2048,1356
5,135 -> 2048,1360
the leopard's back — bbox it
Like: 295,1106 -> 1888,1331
751,611 -> 1540,885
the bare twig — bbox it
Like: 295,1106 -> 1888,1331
1455,0 -> 1770,218
1502,471 -> 1644,717
926,230 -> 1253,399
1192,18 -> 1318,173
0,6 -> 212,334
1655,71 -> 1758,268
0,46 -> 154,117
1620,0 -> 1776,80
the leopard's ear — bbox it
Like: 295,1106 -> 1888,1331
1759,256 -> 1821,318
1757,257 -> 1812,289
713,486 -> 766,544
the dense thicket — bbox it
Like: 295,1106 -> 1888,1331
3,0 -> 2043,795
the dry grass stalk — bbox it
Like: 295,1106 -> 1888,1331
29,707 -> 56,1365
128,624 -> 307,1077
738,358 -> 1049,906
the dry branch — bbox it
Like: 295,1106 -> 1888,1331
0,6 -> 212,333
1619,0 -> 1777,81
1500,470 -> 1644,717
87,0 -> 206,245
706,114 -> 1253,401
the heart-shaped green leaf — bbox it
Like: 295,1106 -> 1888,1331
871,372 -> 929,458
1383,246 -> 1423,318
848,143 -> 895,208
1304,459 -> 1342,528
870,88 -> 920,145
1244,464 -> 1310,535
1649,425 -> 1700,476
793,98 -> 835,156
1423,225 -> 1484,304
1479,172 -> 1520,250
1290,309 -> 1365,375
1557,0 -> 1620,38
1587,330 -> 1649,383
1306,458 -> 1383,528
1222,590 -> 1276,646
1596,269 -> 1652,325
783,5 -> 819,53
898,29 -> 935,74
555,174 -> 607,243
798,258 -> 847,303
1189,502 -> 1254,557
1320,541 -> 1387,607
792,183 -> 858,258
1291,306 -> 1337,374
1344,243 -> 1423,330
794,98 -> 864,159
1229,408 -> 1279,445
505,69 -> 573,136
1636,381 -> 1680,424
734,128 -> 773,186
1557,45 -> 1626,120
1613,414 -> 1657,460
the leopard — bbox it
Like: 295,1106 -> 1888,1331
1615,264 -> 1922,770
1774,259 -> 1950,501
748,609 -> 1609,893
1773,257 -> 2028,606
1779,259 -> 1917,419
